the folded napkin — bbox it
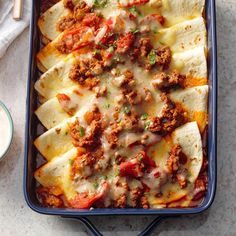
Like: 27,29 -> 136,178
0,0 -> 31,58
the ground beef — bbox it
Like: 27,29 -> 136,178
155,46 -> 172,70
139,38 -> 153,57
143,88 -> 153,102
140,195 -> 149,209
129,38 -> 153,68
166,144 -> 182,174
148,95 -> 186,135
71,153 -> 95,178
69,106 -> 104,150
125,90 -> 142,105
37,187 -> 63,208
152,71 -> 186,92
84,105 -> 102,125
129,188 -> 142,207
69,58 -> 103,88
176,168 -> 188,189
72,120 -> 103,149
166,145 -> 188,188
73,1 -> 91,20
105,122 -> 123,149
63,0 -> 75,10
113,194 -> 127,208
116,33 -> 135,54
57,16 -> 77,32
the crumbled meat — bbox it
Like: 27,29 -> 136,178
73,1 -> 91,20
69,59 -> 103,88
152,71 -> 186,92
70,107 -> 104,150
37,187 -> 63,208
129,188 -> 142,207
116,33 -> 135,54
82,13 -> 103,29
148,94 -> 186,135
129,38 -> 153,67
63,0 -> 75,10
166,144 -> 182,174
84,105 -> 102,124
56,26 -> 92,54
140,195 -> 149,209
95,85 -> 107,98
139,38 -> 153,57
166,144 -> 187,174
122,113 -> 140,130
113,194 -> 127,208
71,153 -> 95,178
125,90 -> 142,105
105,122 -> 123,149
72,120 -> 103,149
155,46 -> 172,70
57,16 -> 77,32
176,168 -> 188,189
143,88 -> 153,102
166,145 -> 188,188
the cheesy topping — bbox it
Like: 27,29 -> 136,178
34,0 -> 208,209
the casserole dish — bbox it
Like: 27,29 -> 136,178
24,0 -> 217,235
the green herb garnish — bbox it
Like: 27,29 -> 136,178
93,0 -> 109,8
115,167 -> 120,177
79,126 -> 85,137
129,6 -> 142,16
103,103 -> 110,109
148,49 -> 157,65
131,28 -> 140,34
108,46 -> 115,53
122,105 -> 131,114
68,159 -> 74,166
140,113 -> 148,120
144,120 -> 152,130
94,49 -> 101,55
93,182 -> 99,189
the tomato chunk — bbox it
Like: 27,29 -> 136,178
120,159 -> 143,178
119,151 -> 156,178
69,182 -> 109,209
116,32 -> 135,54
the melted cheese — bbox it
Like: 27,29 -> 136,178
34,0 -> 208,209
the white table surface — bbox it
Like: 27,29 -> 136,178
0,0 -> 235,235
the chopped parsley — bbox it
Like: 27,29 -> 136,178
94,49 -> 101,55
68,159 -> 74,166
79,126 -> 85,137
148,49 -> 157,65
115,167 -> 120,177
153,28 -> 158,34
93,182 -> 99,189
144,120 -> 152,130
131,28 -> 140,34
108,46 -> 115,53
140,113 -> 148,120
122,105 -> 131,114
129,6 -> 142,16
103,103 -> 111,109
93,0 -> 109,8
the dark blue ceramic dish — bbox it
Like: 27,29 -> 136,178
23,0 -> 217,235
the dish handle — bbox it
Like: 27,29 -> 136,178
62,216 -> 166,236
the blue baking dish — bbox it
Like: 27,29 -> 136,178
23,0 -> 217,235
